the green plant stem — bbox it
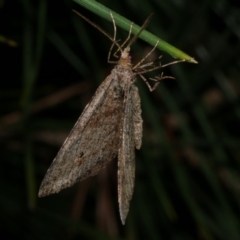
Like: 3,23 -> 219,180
73,0 -> 197,63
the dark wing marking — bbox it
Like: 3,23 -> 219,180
118,84 -> 142,224
39,73 -> 124,197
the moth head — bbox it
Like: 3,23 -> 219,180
119,47 -> 132,68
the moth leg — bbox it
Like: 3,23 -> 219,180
137,59 -> 186,75
107,12 -> 120,64
107,14 -> 134,61
73,10 -> 121,64
139,72 -> 175,92
133,40 -> 159,70
139,74 -> 157,92
113,22 -> 133,58
110,13 -> 154,64
136,55 -> 162,71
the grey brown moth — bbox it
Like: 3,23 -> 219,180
38,12 -> 184,225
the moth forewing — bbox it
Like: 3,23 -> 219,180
38,72 -> 124,197
118,81 -> 142,225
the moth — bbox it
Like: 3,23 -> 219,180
38,11 -> 183,224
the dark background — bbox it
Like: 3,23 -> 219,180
1,0 -> 240,239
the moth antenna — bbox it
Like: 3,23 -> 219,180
125,13 -> 154,49
72,10 -> 122,52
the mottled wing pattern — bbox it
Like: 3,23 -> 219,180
39,73 -> 124,197
132,85 -> 143,150
118,83 -> 142,224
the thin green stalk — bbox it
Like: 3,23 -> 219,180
21,0 -> 47,209
73,0 -> 197,63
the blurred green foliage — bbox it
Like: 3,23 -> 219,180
1,0 -> 240,239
